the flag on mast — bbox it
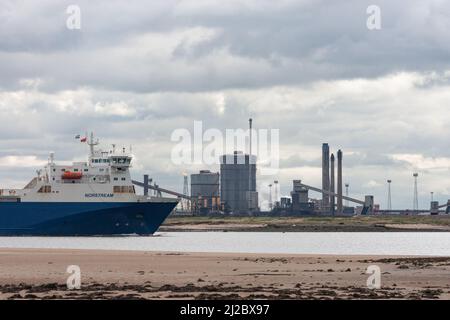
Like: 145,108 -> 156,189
75,134 -> 87,142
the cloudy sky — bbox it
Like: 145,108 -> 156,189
1,0 -> 449,210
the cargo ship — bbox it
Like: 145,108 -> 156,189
0,133 -> 178,236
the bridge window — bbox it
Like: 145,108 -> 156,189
113,186 -> 135,193
111,157 -> 129,164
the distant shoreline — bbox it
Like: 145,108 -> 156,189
161,215 -> 450,232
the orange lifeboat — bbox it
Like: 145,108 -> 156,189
62,171 -> 83,180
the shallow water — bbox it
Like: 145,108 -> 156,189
1,232 -> 449,256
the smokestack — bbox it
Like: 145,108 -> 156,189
337,149 -> 343,214
248,118 -> 253,190
322,143 -> 330,210
249,118 -> 253,158
330,153 -> 335,215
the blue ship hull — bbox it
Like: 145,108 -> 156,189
0,201 -> 177,236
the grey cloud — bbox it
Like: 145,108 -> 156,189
279,151 -> 409,170
1,1 -> 450,92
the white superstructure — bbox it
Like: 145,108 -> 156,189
0,133 -> 160,203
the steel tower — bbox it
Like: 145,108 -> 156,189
268,184 -> 273,211
274,180 -> 279,208
413,173 -> 419,211
345,183 -> 349,207
387,180 -> 392,211
182,173 -> 189,211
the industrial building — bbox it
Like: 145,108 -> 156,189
280,197 -> 291,209
190,170 -> 220,214
220,151 -> 258,213
291,180 -> 314,214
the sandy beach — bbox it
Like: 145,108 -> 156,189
0,248 -> 449,300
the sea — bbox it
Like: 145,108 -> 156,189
0,232 -> 449,256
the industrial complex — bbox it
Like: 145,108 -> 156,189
134,119 -> 450,217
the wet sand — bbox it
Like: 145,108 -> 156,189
0,248 -> 449,299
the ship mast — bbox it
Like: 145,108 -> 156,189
87,132 -> 99,158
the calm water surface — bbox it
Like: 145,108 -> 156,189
0,232 -> 449,256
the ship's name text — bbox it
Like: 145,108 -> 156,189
85,193 -> 114,198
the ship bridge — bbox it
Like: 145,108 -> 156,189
110,155 -> 132,168
86,132 -> 133,170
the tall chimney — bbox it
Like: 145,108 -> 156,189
322,143 -> 330,210
330,153 -> 335,215
247,118 -> 253,211
248,118 -> 253,190
337,149 -> 343,214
